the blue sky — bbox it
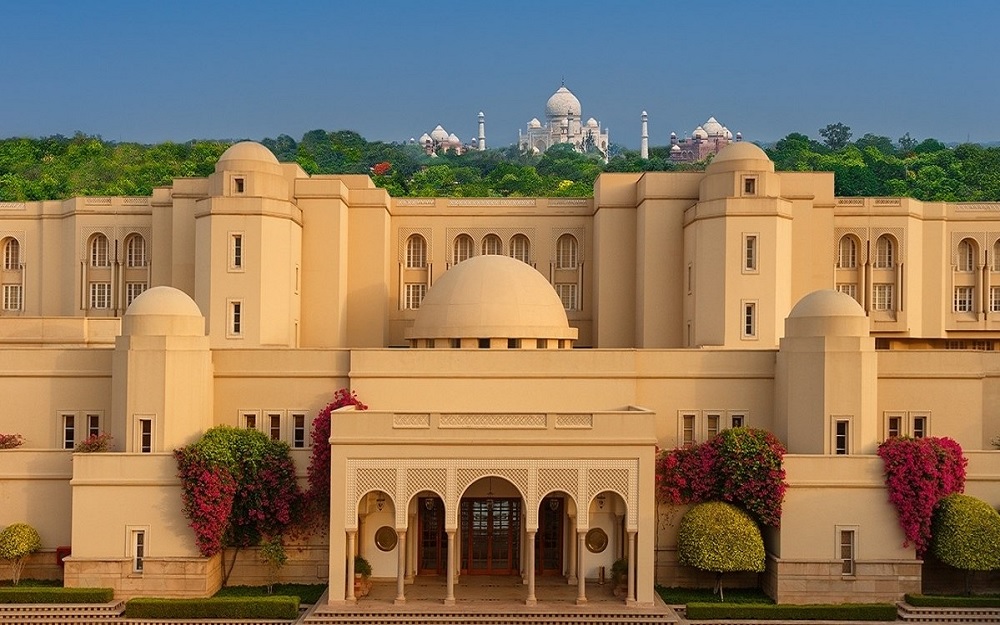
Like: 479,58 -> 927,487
2,1 -> 998,148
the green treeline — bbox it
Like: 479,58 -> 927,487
2,125 -> 999,202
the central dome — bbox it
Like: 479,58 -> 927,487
545,86 -> 582,118
406,255 -> 578,348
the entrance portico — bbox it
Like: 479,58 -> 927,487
328,409 -> 657,608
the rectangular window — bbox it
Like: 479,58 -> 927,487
887,414 -> 903,438
404,283 -> 427,310
556,283 -> 578,311
242,411 -> 258,431
743,176 -> 757,196
138,418 -> 153,453
233,177 -> 245,194
687,264 -> 693,294
87,414 -> 101,439
872,284 -> 894,311
125,282 -> 147,307
62,414 -> 75,449
229,300 -> 243,337
742,301 -> 757,339
954,286 -> 974,313
681,414 -> 696,446
834,419 -> 851,455
89,282 -> 111,309
268,413 -> 282,441
839,529 -> 856,576
729,413 -> 746,428
836,283 -> 857,301
706,414 -> 721,440
912,415 -> 927,439
131,529 -> 146,573
292,413 -> 306,449
229,233 -> 244,271
2,284 -> 22,311
743,234 -> 758,272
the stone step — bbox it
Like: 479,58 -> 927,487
897,601 -> 1000,623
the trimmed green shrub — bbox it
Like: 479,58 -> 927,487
124,596 -> 298,619
932,493 -> 1000,571
0,523 -> 41,585
906,593 -> 1000,608
686,602 -> 898,620
657,586 -> 771,605
215,583 -> 326,604
0,587 -> 113,603
678,502 -> 765,573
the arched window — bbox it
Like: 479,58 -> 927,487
957,239 -> 976,272
837,236 -> 857,269
90,234 -> 110,268
993,240 -> 1000,272
482,234 -> 502,255
874,235 -> 894,269
453,234 -> 473,265
510,234 -> 530,264
2,238 -> 19,270
405,235 -> 427,269
126,234 -> 146,268
556,234 -> 578,269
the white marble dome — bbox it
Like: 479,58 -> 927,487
430,125 -> 449,142
528,118 -> 542,129
693,126 -> 708,140
545,86 -> 582,118
586,118 -> 599,128
703,117 -> 724,136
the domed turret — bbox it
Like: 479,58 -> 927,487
705,142 -> 774,174
430,125 -> 449,142
545,86 -> 582,119
586,117 -> 599,128
785,290 -> 868,338
693,126 -> 708,140
215,141 -> 282,175
703,117 -> 724,136
123,286 -> 205,337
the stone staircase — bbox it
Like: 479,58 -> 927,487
0,599 -> 125,624
897,602 -> 1000,623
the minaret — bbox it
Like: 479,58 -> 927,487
640,111 -> 649,160
478,111 -> 486,151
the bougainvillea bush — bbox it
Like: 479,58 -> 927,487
175,427 -> 303,558
877,436 -> 966,557
656,427 -> 787,527
0,434 -> 24,450
304,388 -> 367,525
75,433 -> 113,452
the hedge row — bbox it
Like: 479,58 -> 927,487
906,593 -> 1000,608
0,587 -> 114,603
124,596 -> 298,619
686,602 -> 898,621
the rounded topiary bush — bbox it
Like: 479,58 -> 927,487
678,502 -> 765,573
932,493 -> 1000,571
0,523 -> 42,585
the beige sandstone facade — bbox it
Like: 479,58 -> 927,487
0,141 -> 997,605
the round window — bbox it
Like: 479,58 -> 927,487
375,526 -> 398,552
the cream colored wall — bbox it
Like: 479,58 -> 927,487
0,451 -> 72,546
346,190 -> 392,348
297,178 -> 351,348
593,174 -> 640,347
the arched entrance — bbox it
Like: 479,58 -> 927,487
460,476 -> 522,575
536,493 -> 571,576
417,494 -> 447,575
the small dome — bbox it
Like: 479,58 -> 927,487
430,125 -> 449,142
670,131 -> 677,137
545,86 -> 582,118
670,144 -> 681,152
641,110 -> 648,117
448,133 -> 461,144
123,286 -> 205,337
785,290 -> 868,338
528,118 -> 542,128
693,126 -> 708,139
419,133 -> 432,143
706,142 -> 774,174
215,141 -> 282,174
406,255 -> 578,346
586,117 -> 599,128
722,126 -> 733,140
703,117 -> 724,136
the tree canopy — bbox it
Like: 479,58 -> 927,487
3,126 -> 1000,202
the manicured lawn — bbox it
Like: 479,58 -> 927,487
657,585 -> 773,604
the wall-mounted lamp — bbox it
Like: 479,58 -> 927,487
376,494 -> 386,512
596,493 -> 606,510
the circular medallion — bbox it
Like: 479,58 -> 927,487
585,527 -> 608,553
375,526 -> 398,552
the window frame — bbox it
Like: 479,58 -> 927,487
89,282 -> 112,310
125,235 -> 147,268
837,236 -> 857,269
62,413 -> 76,450
837,526 -> 857,577
836,283 -> 858,301
229,232 -> 244,272
743,233 -> 758,273
127,526 -> 149,574
833,417 -> 852,455
452,234 -> 473,265
872,283 -> 894,311
556,283 -> 578,311
481,233 -> 502,256
125,282 -> 147,307
228,299 -> 243,338
291,413 -> 307,449
136,416 -> 154,453
404,283 -> 427,310
405,235 -> 427,269
90,234 -> 110,268
874,236 -> 894,269
954,285 -> 974,313
742,175 -> 758,196
556,234 -> 578,270
957,239 -> 976,272
509,234 -> 530,264
2,284 -> 22,311
3,238 -> 20,270
741,300 -> 758,340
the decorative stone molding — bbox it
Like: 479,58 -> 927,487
555,414 -> 592,429
393,413 -> 430,429
447,198 -> 536,207
438,414 -> 546,429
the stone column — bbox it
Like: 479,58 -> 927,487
525,530 -> 537,606
627,530 -> 637,605
566,514 -> 577,584
346,530 -> 356,603
445,530 -> 456,605
394,530 -> 407,605
575,531 -> 587,605
406,513 -> 416,582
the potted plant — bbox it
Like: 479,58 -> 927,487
611,557 -> 629,598
354,555 -> 372,598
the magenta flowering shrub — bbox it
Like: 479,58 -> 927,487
877,436 -> 967,557
305,388 -> 367,524
174,426 -> 303,557
75,432 -> 113,452
656,428 -> 787,528
0,434 -> 24,450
